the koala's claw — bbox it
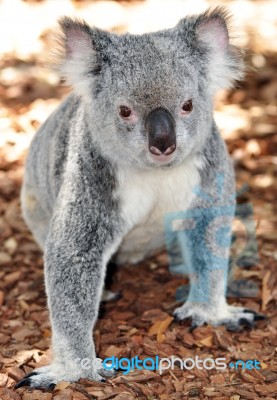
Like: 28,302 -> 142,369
15,369 -> 58,391
173,302 -> 266,331
226,318 -> 254,332
15,376 -> 56,391
14,378 -> 33,389
239,317 -> 254,328
24,371 -> 39,379
14,361 -> 115,390
14,371 -> 46,390
48,383 -> 56,390
243,309 -> 266,320
189,322 -> 198,333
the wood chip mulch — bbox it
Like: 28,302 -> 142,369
1,29 -> 277,400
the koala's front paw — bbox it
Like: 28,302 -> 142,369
15,359 -> 116,390
173,303 -> 266,332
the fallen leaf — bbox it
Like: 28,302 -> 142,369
148,316 -> 173,339
199,335 -> 213,348
262,270 -> 272,310
55,381 -> 71,390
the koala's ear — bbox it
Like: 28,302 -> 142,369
54,17 -> 110,96
196,8 -> 230,51
179,7 -> 244,92
197,8 -> 244,91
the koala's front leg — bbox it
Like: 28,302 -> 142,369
171,197 -> 265,331
16,180 -> 123,390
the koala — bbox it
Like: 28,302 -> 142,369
17,7 -> 264,390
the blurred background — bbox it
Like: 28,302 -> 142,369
0,1 -> 277,398
1,0 -> 276,262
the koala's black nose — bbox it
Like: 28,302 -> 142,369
145,108 -> 176,156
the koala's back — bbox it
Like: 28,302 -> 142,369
21,94 -> 80,247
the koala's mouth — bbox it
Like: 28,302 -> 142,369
149,151 -> 176,164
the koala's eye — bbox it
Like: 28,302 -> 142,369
119,106 -> 132,118
182,100 -> 193,113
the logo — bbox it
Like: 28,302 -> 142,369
164,173 -> 259,302
74,356 -> 262,375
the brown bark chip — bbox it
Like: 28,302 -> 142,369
0,1 -> 277,399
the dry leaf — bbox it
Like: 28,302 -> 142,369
0,3 -> 276,400
199,335 -> 213,347
148,316 -> 173,340
55,381 -> 71,390
262,270 -> 272,310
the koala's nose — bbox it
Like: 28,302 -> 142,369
145,108 -> 176,156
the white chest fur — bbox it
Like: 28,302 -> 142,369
116,157 -> 201,264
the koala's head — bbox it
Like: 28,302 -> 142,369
57,7 -> 244,169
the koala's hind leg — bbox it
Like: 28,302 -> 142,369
21,183 -> 50,250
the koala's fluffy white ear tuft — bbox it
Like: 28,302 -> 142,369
60,17 -> 94,59
197,9 -> 229,50
195,7 -> 245,92
53,17 -> 104,97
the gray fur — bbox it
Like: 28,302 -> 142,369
19,8 -> 255,389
